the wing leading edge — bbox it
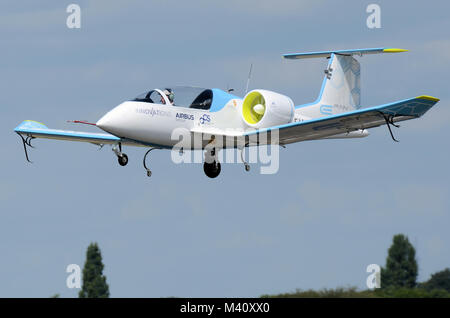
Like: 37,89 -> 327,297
244,95 -> 440,144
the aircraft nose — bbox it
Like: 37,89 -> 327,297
96,113 -> 114,133
96,113 -> 112,131
96,102 -> 134,137
96,104 -> 125,134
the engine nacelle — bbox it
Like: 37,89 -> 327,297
241,89 -> 294,128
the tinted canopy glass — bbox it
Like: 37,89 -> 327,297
133,86 -> 213,110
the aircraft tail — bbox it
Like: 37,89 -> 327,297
283,47 -> 407,118
318,54 -> 361,114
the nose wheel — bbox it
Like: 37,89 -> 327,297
118,153 -> 128,166
113,143 -> 128,166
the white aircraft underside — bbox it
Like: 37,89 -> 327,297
14,47 -> 440,178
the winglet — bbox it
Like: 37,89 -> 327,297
14,120 -> 48,133
415,95 -> 440,102
383,48 -> 408,53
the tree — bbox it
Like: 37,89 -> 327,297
421,268 -> 450,292
381,234 -> 418,289
79,242 -> 110,298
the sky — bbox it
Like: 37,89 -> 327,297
0,0 -> 449,297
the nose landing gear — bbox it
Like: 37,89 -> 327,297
113,143 -> 128,166
118,153 -> 128,166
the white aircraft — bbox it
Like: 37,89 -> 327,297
15,47 -> 439,178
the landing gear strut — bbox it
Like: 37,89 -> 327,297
113,143 -> 128,166
143,148 -> 160,177
240,146 -> 250,172
203,147 -> 221,178
16,132 -> 35,163
380,112 -> 400,142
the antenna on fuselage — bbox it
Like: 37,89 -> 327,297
244,63 -> 253,95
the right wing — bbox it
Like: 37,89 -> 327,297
189,95 -> 439,148
244,95 -> 439,145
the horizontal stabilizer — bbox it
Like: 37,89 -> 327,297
283,47 -> 408,60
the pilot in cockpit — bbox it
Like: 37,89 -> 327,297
161,89 -> 174,105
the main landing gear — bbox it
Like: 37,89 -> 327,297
112,143 -> 251,179
203,147 -> 221,178
202,147 -> 251,178
112,143 -> 128,166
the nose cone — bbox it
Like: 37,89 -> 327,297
96,103 -> 127,135
96,113 -> 114,133
96,113 -> 113,132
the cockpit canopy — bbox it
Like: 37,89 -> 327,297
133,86 -> 213,110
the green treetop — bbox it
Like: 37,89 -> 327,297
79,242 -> 110,298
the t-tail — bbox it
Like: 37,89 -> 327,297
283,47 -> 408,119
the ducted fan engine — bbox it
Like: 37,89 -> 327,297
241,89 -> 294,128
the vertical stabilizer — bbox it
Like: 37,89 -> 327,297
297,53 -> 361,118
319,53 -> 361,113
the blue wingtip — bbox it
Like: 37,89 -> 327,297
14,120 -> 48,132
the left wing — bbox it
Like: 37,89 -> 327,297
244,95 -> 440,144
14,120 -> 141,162
14,120 -> 123,144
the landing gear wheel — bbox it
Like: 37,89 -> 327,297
203,161 -> 221,178
244,163 -> 250,172
118,153 -> 128,166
